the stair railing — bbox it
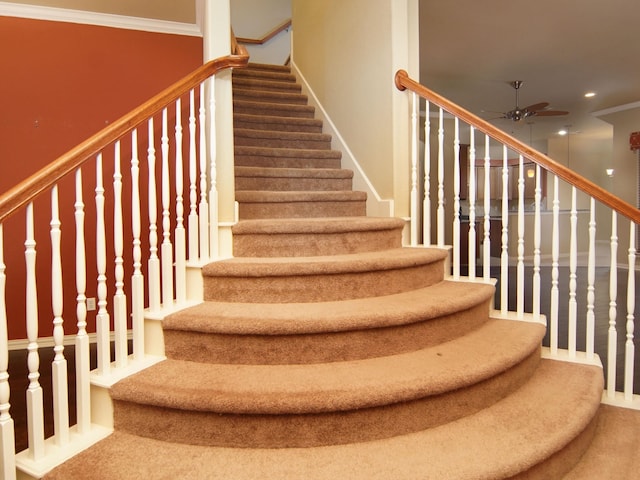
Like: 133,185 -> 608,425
0,43 -> 248,478
395,70 -> 639,408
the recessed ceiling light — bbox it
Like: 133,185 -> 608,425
584,92 -> 596,98
558,129 -> 568,136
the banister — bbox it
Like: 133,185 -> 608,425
236,19 -> 291,45
395,69 -> 640,224
0,46 -> 249,224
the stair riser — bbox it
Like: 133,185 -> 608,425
232,78 -> 302,93
235,155 -> 342,169
236,176 -> 352,192
112,350 -> 540,448
234,118 -> 323,134
202,260 -> 444,303
234,135 -> 331,150
233,91 -> 308,105
232,225 -> 400,257
238,199 -> 366,220
233,69 -> 297,83
234,101 -> 315,118
165,298 -> 492,364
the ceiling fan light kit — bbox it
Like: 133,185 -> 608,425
502,80 -> 569,122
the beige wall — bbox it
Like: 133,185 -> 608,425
291,0 -> 418,217
5,0 -> 197,23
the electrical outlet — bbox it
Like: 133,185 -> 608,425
86,297 -> 96,311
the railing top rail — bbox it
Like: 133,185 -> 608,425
395,69 -> 640,224
0,45 -> 249,224
236,19 -> 291,45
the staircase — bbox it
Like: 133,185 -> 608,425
43,63 -> 640,479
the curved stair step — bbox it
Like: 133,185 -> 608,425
111,318 -> 545,448
234,113 -> 324,133
231,216 -> 401,256
235,145 -> 342,169
202,247 -> 446,302
234,128 -> 332,150
164,280 -> 495,364
236,190 -> 367,219
235,166 -> 353,193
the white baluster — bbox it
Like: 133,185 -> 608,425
625,222 -> 636,401
0,224 -> 16,478
50,186 -> 69,445
208,77 -> 219,258
586,198 -> 596,359
95,153 -> 110,375
113,141 -> 127,368
188,89 -> 199,262
422,99 -> 431,246
500,145 -> 509,314
161,108 -> 174,307
25,203 -> 44,459
453,117 -> 460,279
131,130 -> 145,360
516,155 -> 525,317
74,169 -> 90,433
437,107 -> 445,247
410,92 -> 419,246
148,117 -> 161,311
483,135 -> 491,281
533,164 -> 542,320
175,98 -> 187,303
550,176 -> 560,354
607,212 -> 618,398
468,128 -> 476,280
568,186 -> 578,357
198,83 -> 210,261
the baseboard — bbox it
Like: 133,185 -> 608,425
0,1 -> 202,36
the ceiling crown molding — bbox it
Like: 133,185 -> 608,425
0,1 -> 202,36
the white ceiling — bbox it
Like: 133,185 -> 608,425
419,0 -> 640,146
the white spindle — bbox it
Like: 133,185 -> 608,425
95,153 -> 110,375
148,117 -> 161,311
74,169 -> 90,433
607,212 -> 618,397
175,98 -> 187,303
410,92 -> 419,246
468,128 -> 476,279
550,176 -> 560,354
50,186 -> 69,445
483,135 -> 491,281
625,222 -> 636,400
568,186 -> 578,357
453,117 -> 460,279
188,89 -> 199,262
533,165 -> 542,320
208,77 -> 219,258
25,203 -> 44,459
586,198 -> 596,359
198,83 -> 210,261
500,145 -> 509,314
161,108 -> 174,307
0,224 -> 16,479
516,155 -> 525,317
423,99 -> 431,245
131,130 -> 145,360
437,107 -> 445,246
113,141 -> 128,368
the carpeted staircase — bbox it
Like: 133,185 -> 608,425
44,63 -> 640,479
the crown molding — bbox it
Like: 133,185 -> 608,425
0,1 -> 202,36
592,100 -> 640,118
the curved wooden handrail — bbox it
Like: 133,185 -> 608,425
0,46 -> 249,224
236,19 -> 291,45
395,70 -> 640,224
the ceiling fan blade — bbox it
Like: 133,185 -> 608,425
523,102 -> 549,112
534,110 -> 569,116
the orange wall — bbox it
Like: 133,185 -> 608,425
0,16 -> 203,339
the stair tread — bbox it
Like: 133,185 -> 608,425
232,216 -> 402,234
234,128 -> 332,143
112,318 -> 545,414
234,113 -> 323,127
233,87 -> 308,103
235,145 -> 341,158
235,190 -> 366,203
47,359 -> 604,480
235,166 -> 352,179
165,280 -> 494,336
202,246 -> 447,277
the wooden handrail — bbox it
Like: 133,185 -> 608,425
0,46 -> 249,224
395,70 -> 640,224
236,19 -> 291,45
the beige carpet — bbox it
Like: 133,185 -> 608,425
44,62 -> 639,479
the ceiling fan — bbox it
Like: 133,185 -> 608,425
500,80 -> 569,122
